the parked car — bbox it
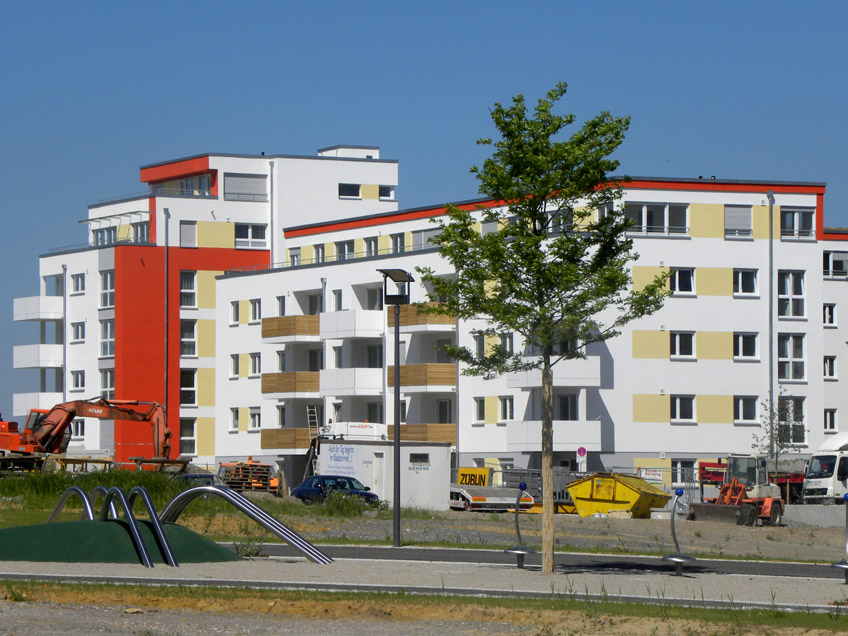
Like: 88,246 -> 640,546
291,475 -> 379,505
173,472 -> 228,488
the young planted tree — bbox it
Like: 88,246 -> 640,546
418,83 -> 668,574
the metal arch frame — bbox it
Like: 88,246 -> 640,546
127,486 -> 178,567
47,486 -> 95,523
97,487 -> 154,568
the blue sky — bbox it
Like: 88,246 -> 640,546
1,2 -> 846,418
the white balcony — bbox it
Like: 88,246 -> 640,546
13,392 -> 64,416
13,344 -> 63,369
14,296 -> 63,321
320,368 -> 383,396
506,419 -> 601,453
320,310 -> 384,340
506,356 -> 601,389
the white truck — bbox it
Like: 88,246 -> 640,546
802,432 -> 848,504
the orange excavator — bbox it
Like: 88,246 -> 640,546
0,398 -> 171,465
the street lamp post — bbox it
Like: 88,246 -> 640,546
378,268 -> 414,548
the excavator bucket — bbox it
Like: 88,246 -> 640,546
687,502 -> 757,526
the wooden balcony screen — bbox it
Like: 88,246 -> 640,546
261,371 -> 320,394
261,428 -> 313,450
261,315 -> 319,338
386,363 -> 456,387
387,303 -> 455,328
386,423 -> 456,443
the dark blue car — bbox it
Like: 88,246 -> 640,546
291,475 -> 379,505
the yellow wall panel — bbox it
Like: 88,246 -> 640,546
195,417 -> 215,456
472,222 -> 482,234
354,238 -> 365,256
360,184 -> 379,199
753,204 -> 781,240
238,353 -> 248,378
197,368 -> 215,407
117,224 -> 131,241
377,235 -> 391,253
696,395 -> 733,424
633,394 -> 669,422
197,221 -> 234,248
197,319 -> 216,357
238,406 -> 249,433
196,270 -> 222,309
688,203 -> 724,238
695,331 -> 732,359
325,242 -> 336,261
301,245 -> 314,264
633,457 -> 671,486
239,300 -> 249,325
484,396 -> 499,424
696,268 -> 732,296
632,266 -> 669,292
632,330 -> 670,359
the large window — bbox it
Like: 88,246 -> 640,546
824,251 -> 848,277
733,396 -> 757,423
338,183 -> 360,198
100,319 -> 115,357
778,271 -> 805,317
558,394 -> 578,420
670,268 -> 694,295
132,221 -> 150,243
180,320 -> 196,356
180,418 -> 196,456
335,240 -> 354,261
733,332 -> 758,359
733,269 -> 757,296
778,396 -> 806,445
778,334 -> 805,381
100,369 -> 115,400
780,207 -> 814,239
724,205 -> 752,238
365,237 -> 379,257
670,395 -> 695,423
669,331 -> 694,358
625,202 -> 688,235
93,227 -> 117,246
224,173 -> 268,201
100,270 -> 115,308
180,271 -> 196,308
180,369 -> 196,406
391,233 -> 405,254
235,223 -> 267,248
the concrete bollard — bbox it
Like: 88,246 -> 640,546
830,493 -> 848,583
662,488 -> 695,576
504,482 -> 537,568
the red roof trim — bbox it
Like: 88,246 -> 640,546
140,156 -> 210,184
621,179 -> 826,195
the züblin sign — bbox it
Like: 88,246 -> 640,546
457,467 -> 489,487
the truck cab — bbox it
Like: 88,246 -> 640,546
804,453 -> 848,504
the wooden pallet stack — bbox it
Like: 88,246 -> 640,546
220,462 -> 274,493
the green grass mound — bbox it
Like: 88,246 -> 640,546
0,520 -> 241,564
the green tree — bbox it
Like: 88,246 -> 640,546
418,83 -> 668,574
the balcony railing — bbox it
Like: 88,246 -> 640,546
13,344 -> 63,369
506,356 -> 600,388
387,303 -> 455,328
386,423 -> 456,443
319,368 -> 382,396
261,316 -> 320,340
386,363 -> 456,388
320,310 -> 384,339
506,419 -> 601,452
260,428 -> 313,450
260,372 -> 320,395
13,392 -> 64,416
14,296 -> 64,321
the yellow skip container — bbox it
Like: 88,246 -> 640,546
566,472 -> 671,518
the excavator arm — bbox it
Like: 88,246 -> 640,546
28,398 -> 172,458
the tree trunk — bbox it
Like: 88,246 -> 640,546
541,354 -> 555,574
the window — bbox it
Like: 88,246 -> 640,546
333,290 -> 343,311
277,350 -> 286,372
379,185 -> 394,199
180,369 -> 196,406
474,397 -> 485,422
669,331 -> 694,358
333,346 -> 343,368
71,370 -> 85,390
671,459 -> 696,486
198,174 -> 211,194
824,356 -> 837,379
100,369 -> 115,400
338,183 -> 360,198
308,349 -> 323,372
180,418 -> 196,455
71,420 -> 85,439
336,240 -> 354,261
307,293 -> 322,315
437,399 -> 453,424
474,335 -> 485,358
71,274 -> 85,294
366,288 -> 383,310
825,409 -> 837,433
100,319 -> 115,357
367,402 -> 383,423
249,353 -> 261,376
824,304 -> 836,326
235,224 -> 267,248
180,271 -> 196,308
100,270 -> 114,308
409,453 -> 430,465
230,301 -> 240,325
391,233 -> 405,254
553,339 -> 579,356
624,202 -> 688,234
230,354 -> 239,378
778,271 -> 805,317
249,407 -> 261,430
179,221 -> 196,247
733,269 -> 757,296
289,248 -> 301,267
558,394 -> 578,420
724,205 -> 753,238
230,408 -> 239,431
71,322 -> 85,343
224,173 -> 268,201
670,268 -> 694,295
179,177 -> 194,195
778,396 -> 806,444
93,227 -> 117,246
670,395 -> 695,423
781,207 -> 814,238
500,396 -> 514,421
500,333 -> 514,354
313,244 -> 325,264
277,405 -> 286,427
824,251 -> 848,277
778,334 -> 805,381
733,396 -> 757,423
400,401 -> 407,423
365,237 -> 379,257
733,332 -> 757,359
180,320 -> 196,356
277,295 -> 286,316
367,345 -> 382,368
132,221 -> 150,243
250,299 -> 261,323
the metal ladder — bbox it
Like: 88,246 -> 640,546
302,404 -> 320,481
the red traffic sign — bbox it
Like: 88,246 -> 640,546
577,446 -> 587,458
